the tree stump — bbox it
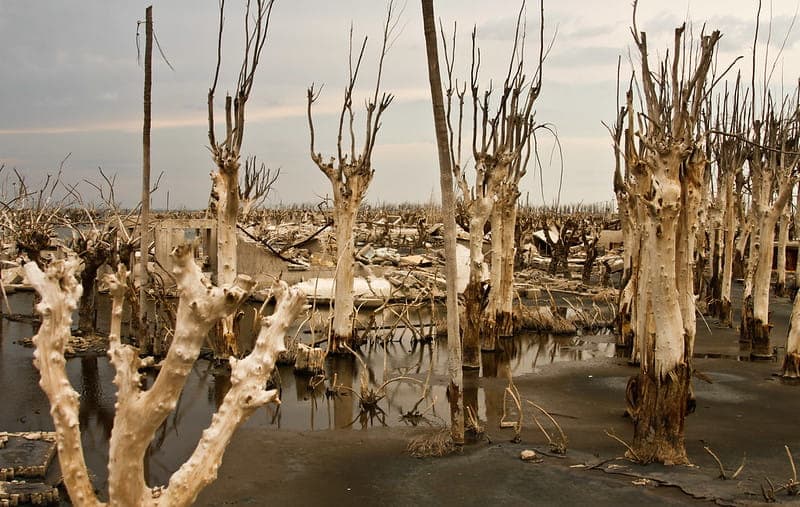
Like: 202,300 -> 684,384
294,344 -> 325,374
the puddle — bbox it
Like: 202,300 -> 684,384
0,292 -> 615,489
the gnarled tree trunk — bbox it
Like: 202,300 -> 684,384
619,12 -> 720,464
26,247 -> 305,506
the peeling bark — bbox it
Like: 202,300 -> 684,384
626,364 -> 691,464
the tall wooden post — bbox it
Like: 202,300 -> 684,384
421,0 -> 464,445
140,5 -> 153,352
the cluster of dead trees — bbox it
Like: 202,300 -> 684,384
11,1 -> 800,504
610,0 -> 800,464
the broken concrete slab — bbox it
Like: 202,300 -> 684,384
0,480 -> 59,506
0,433 -> 56,481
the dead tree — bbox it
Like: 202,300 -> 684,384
0,168 -> 67,268
708,77 -> 749,326
67,169 -> 141,336
139,5 -> 154,356
579,218 -> 601,284
619,6 -> 721,464
785,291 -> 800,377
239,155 -> 280,221
481,4 -> 545,346
775,205 -> 792,296
739,102 -> 799,357
307,3 -> 397,353
607,88 -> 638,353
25,248 -> 306,506
207,0 -> 275,358
422,0 -> 465,444
442,3 -> 545,355
541,215 -> 577,279
439,23 -> 495,368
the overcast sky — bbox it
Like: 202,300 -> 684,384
1,1 -> 799,210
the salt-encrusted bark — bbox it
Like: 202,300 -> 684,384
27,245 -> 306,506
307,4 -> 396,353
163,282 -> 306,506
206,0 -> 276,358
775,208 -> 791,297
619,9 -> 721,463
107,245 -> 255,505
25,257 -> 103,507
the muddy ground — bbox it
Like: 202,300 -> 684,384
196,291 -> 800,506
2,283 -> 799,506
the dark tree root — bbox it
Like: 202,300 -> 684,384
626,364 -> 692,465
464,280 -> 488,362
740,296 -> 773,358
718,299 -> 732,327
496,311 -> 514,338
782,353 -> 800,379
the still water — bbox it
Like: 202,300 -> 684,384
0,292 -> 614,489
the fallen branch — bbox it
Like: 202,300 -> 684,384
604,429 -> 641,463
703,446 -> 745,480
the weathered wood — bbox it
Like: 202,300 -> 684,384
626,364 -> 692,465
422,0 -> 465,445
294,343 -> 325,374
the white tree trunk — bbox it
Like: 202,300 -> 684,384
462,203 -> 491,367
775,207 -> 790,296
26,246 -> 305,506
25,258 -> 102,507
214,165 -> 241,357
331,203 -> 357,351
498,198 -> 518,334
784,292 -> 800,377
640,170 -> 685,378
719,172 -> 736,326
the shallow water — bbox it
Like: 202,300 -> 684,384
0,292 -> 615,489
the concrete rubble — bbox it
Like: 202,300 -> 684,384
0,432 -> 59,506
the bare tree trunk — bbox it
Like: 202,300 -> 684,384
497,197 -> 518,337
465,209 -> 490,366
207,0 -> 276,359
26,259 -> 102,506
481,205 -> 503,353
743,179 -> 794,357
795,180 -> 800,295
627,158 -> 690,464
783,292 -> 800,378
619,14 -> 721,464
307,3 -> 395,354
214,161 -> 241,357
421,0 -> 464,445
330,204 -> 357,352
719,171 -> 736,326
775,207 -> 790,297
77,253 -> 105,334
139,5 -> 153,354
27,252 -> 305,505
